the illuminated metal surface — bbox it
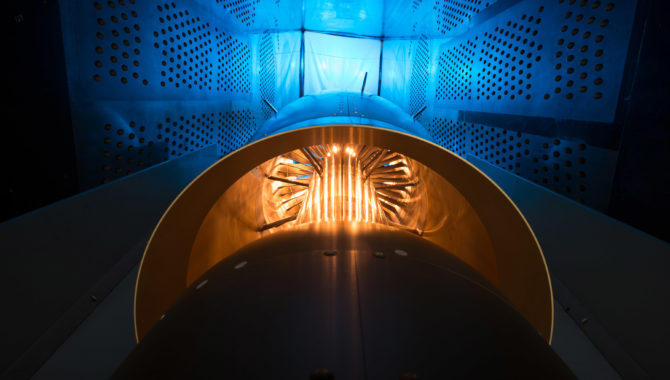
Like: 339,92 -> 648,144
261,145 -> 425,230
58,1 -> 301,189
429,117 -> 619,210
380,1 -> 634,211
251,92 -> 433,140
51,0 -> 641,352
188,140 -> 497,288
383,1 -> 637,122
58,0 -> 637,222
433,0 -> 636,122
135,125 -> 553,344
10,0 -> 659,377
118,224 -> 573,379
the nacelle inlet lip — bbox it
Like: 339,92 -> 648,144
134,124 -> 553,344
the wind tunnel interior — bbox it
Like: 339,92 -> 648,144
5,0 -> 670,379
18,0 -> 660,242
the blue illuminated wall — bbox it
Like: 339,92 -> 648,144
58,0 -> 302,189
379,0 -> 637,212
59,0 -> 639,213
11,2 -> 670,379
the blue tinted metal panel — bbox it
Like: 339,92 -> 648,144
59,1 -> 258,189
58,1 -> 300,190
66,99 -> 256,189
215,0 -> 262,28
430,114 -> 618,210
431,0 -> 500,35
59,1 -> 253,102
383,0 -> 502,38
433,0 -> 637,122
408,34 -> 431,116
259,30 -> 278,120
252,93 -> 432,141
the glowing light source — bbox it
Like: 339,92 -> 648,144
261,144 -> 426,232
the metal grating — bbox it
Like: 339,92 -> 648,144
216,0 -> 260,27
434,0 -> 636,122
429,117 -> 618,210
153,5 -> 251,92
100,119 -> 165,183
409,34 -> 430,117
99,110 -> 255,184
89,1 -> 252,94
216,109 -> 256,156
437,39 -> 476,101
259,30 -> 277,120
91,0 -> 147,86
213,28 -> 251,93
154,4 -> 250,92
433,0 -> 496,34
61,1 -> 259,189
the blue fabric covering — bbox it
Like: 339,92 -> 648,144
304,32 -> 381,96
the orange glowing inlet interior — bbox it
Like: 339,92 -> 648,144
300,144 -> 383,224
261,144 -> 426,232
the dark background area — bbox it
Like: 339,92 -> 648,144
4,1 -> 78,222
3,0 -> 670,242
607,0 -> 670,241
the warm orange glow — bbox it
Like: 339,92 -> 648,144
297,144 -> 383,224
262,144 -> 426,232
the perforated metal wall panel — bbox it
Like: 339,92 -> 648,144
409,34 -> 430,116
59,0 -> 298,189
429,115 -> 618,210
381,0 -> 636,210
216,0 -> 261,28
384,0 -> 502,38
259,30 -> 277,119
61,0 -> 636,206
378,0 -> 638,210
66,1 -> 254,100
433,0 -> 498,35
434,0 -> 636,122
